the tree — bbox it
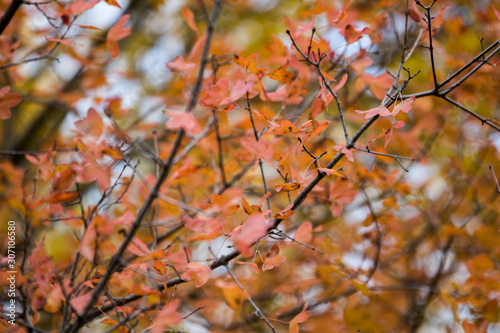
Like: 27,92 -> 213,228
0,0 -> 499,332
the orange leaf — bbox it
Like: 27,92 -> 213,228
46,36 -> 73,46
46,191 -> 78,203
151,299 -> 182,333
104,0 -> 121,8
289,302 -> 309,333
275,182 -> 301,192
107,14 -> 131,58
273,120 -> 301,135
242,198 -> 262,215
181,262 -> 211,288
318,168 -> 345,178
0,86 -> 21,119
262,254 -> 286,271
462,319 -> 489,333
343,24 -> 369,44
268,61 -> 295,83
164,110 -> 201,135
100,318 -> 118,325
181,5 -> 198,34
294,221 -> 313,243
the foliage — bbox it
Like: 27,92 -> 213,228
0,0 -> 500,332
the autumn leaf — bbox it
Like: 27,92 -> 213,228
60,0 -> 99,16
334,145 -> 354,162
242,198 -> 262,215
294,221 -> 313,243
391,96 -> 415,116
104,0 -> 121,9
273,120 -> 301,135
0,86 -> 21,119
216,280 -> 246,310
462,319 -> 489,333
355,105 -> 391,119
70,293 -> 92,315
262,245 -> 286,271
231,215 -> 269,256
181,262 -> 211,288
289,302 -> 309,333
318,167 -> 346,178
181,5 -> 198,34
164,110 -> 201,135
107,14 -> 131,58
268,61 -> 295,83
151,299 -> 182,333
74,108 -> 103,138
342,24 -> 369,44
166,56 -> 196,72
275,182 -> 301,192
46,36 -> 73,46
234,53 -> 266,74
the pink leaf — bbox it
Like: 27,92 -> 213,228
332,73 -> 348,92
181,262 -> 211,288
355,105 -> 390,118
0,86 -> 21,119
392,96 -> 415,116
107,14 -> 131,58
294,221 -> 313,243
393,120 -> 405,128
166,56 -> 196,72
164,110 -> 201,135
231,215 -> 269,256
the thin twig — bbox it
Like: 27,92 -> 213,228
489,165 -> 500,193
354,146 -> 414,172
271,229 -> 324,254
224,262 -> 277,332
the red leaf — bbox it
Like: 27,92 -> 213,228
181,262 -> 211,288
0,86 -> 21,119
107,14 -> 131,58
